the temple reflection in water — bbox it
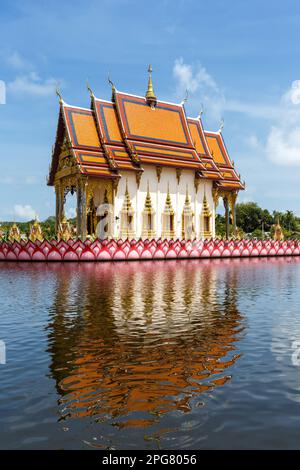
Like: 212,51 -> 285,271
46,260 -> 244,429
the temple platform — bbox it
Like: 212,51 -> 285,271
0,238 -> 299,261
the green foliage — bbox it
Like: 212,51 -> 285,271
0,217 -> 57,240
236,202 -> 273,233
234,202 -> 300,238
215,214 -> 226,237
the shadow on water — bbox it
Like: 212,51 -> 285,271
45,259 -> 245,443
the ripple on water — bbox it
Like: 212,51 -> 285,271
2,258 -> 300,448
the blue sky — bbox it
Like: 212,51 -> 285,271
1,0 -> 300,220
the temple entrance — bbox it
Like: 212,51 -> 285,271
63,189 -> 77,237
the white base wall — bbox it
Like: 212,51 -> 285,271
112,166 -> 215,239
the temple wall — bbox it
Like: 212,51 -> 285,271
113,166 -> 215,239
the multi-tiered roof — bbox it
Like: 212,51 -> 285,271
48,69 -> 244,191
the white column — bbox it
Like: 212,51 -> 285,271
156,170 -> 161,238
176,178 -> 180,239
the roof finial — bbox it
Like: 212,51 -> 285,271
146,64 -> 157,108
108,74 -> 116,100
218,118 -> 224,133
86,79 -> 94,98
197,103 -> 204,119
180,89 -> 188,106
55,86 -> 63,104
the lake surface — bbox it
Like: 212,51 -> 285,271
1,258 -> 300,449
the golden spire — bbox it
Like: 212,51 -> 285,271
122,179 -> 134,214
202,192 -> 211,217
183,185 -> 192,215
144,181 -> 155,213
164,183 -> 174,215
145,64 -> 157,108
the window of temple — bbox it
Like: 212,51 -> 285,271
120,180 -> 135,239
200,194 -> 212,239
182,186 -> 194,240
142,183 -> 156,238
162,184 -> 175,239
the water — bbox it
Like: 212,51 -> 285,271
1,257 -> 300,449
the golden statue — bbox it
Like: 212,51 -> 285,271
8,223 -> 21,242
273,219 -> 284,241
0,225 -> 4,239
57,215 -> 73,241
29,219 -> 44,242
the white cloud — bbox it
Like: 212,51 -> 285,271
266,80 -> 300,166
224,100 -> 278,120
283,80 -> 300,105
267,126 -> 300,166
0,176 -> 14,184
173,58 -> 224,123
24,175 -> 37,185
172,58 -> 283,123
7,51 -> 29,70
8,72 -> 57,96
245,135 -> 260,149
0,80 -> 6,104
13,204 -> 36,220
173,57 -> 218,93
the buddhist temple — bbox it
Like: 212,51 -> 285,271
48,66 -> 244,240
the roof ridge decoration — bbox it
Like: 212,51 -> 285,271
56,86 -> 64,105
218,118 -> 224,133
108,75 -> 117,102
145,64 -> 157,109
86,79 -> 94,100
86,86 -> 119,171
180,89 -> 189,107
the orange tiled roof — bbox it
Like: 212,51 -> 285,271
187,118 -> 222,181
92,98 -> 140,171
73,150 -> 120,178
63,105 -> 100,150
114,91 -> 206,171
204,131 -> 244,190
48,88 -> 244,190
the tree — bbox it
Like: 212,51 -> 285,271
236,202 -> 272,233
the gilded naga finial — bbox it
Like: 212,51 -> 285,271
180,89 -> 188,106
86,79 -> 94,98
145,64 -> 157,108
218,118 -> 224,133
108,74 -> 116,100
197,104 -> 204,119
55,86 -> 63,104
